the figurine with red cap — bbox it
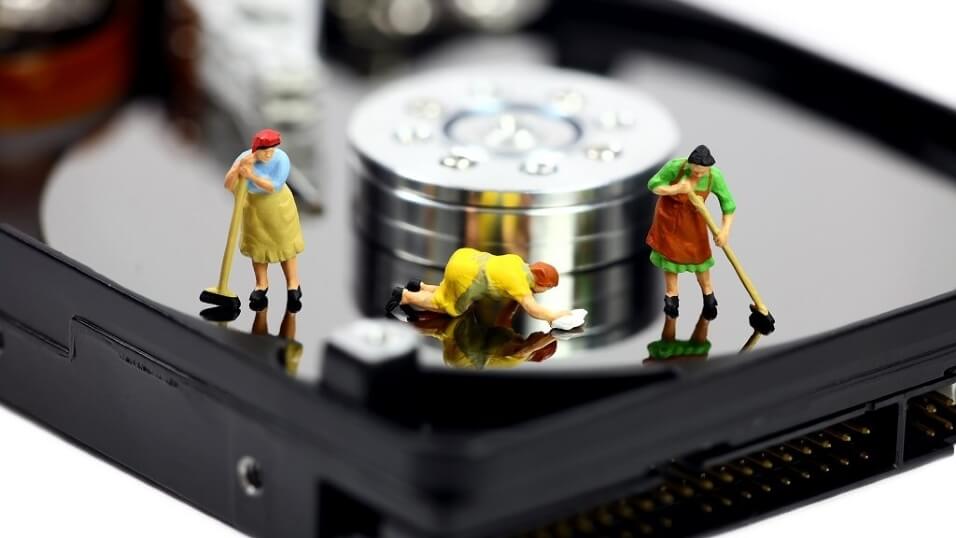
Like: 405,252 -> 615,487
221,128 -> 304,311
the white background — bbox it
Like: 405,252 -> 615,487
3,1 -> 955,536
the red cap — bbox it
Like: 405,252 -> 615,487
251,128 -> 281,152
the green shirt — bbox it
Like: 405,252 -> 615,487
647,158 -> 736,215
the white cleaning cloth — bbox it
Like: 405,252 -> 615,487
550,309 -> 588,331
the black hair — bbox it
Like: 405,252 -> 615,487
688,145 -> 716,166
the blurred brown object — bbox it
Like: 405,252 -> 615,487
164,0 -> 202,140
0,159 -> 51,238
0,1 -> 137,160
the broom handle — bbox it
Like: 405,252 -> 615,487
217,179 -> 249,291
740,330 -> 762,353
686,190 -> 769,315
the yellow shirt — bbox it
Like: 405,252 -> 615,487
433,248 -> 533,316
485,253 -> 533,300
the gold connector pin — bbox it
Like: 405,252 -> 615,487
803,435 -> 832,449
765,448 -> 794,463
785,442 -> 813,455
914,422 -> 937,438
843,422 -> 872,435
746,456 -> 774,470
667,467 -> 715,490
655,489 -> 676,505
790,466 -> 813,480
595,508 -> 614,527
728,462 -> 755,476
574,515 -> 595,533
928,393 -> 956,408
707,467 -> 735,483
824,429 -> 852,443
921,410 -> 955,431
663,481 -> 695,498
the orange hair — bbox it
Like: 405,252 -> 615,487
529,262 -> 559,289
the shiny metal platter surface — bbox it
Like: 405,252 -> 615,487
33,41 -> 956,386
351,66 -> 678,271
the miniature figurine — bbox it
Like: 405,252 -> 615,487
200,128 -> 304,312
225,128 -> 304,311
646,145 -> 775,329
646,145 -> 734,320
386,247 -> 579,326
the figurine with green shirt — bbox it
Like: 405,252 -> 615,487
646,145 -> 735,320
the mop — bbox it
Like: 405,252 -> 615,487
199,179 -> 249,310
686,191 -> 775,333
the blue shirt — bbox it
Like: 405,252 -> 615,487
234,148 -> 291,194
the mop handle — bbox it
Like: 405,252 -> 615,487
686,190 -> 769,315
216,179 -> 249,291
740,330 -> 762,353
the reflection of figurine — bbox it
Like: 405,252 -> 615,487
386,247 -> 578,326
223,129 -> 305,312
643,307 -> 773,364
413,304 -> 557,369
646,145 -> 735,320
198,305 -> 302,375
251,308 -> 302,376
644,312 -> 712,364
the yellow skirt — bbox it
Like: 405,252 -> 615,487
240,184 -> 304,264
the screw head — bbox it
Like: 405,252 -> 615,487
550,88 -> 586,114
407,97 -> 444,120
237,456 -> 264,498
596,110 -> 636,129
585,142 -> 623,162
440,154 -> 474,170
394,123 -> 433,144
521,150 -> 562,176
439,145 -> 487,170
327,319 -> 421,364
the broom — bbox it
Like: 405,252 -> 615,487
199,178 -> 249,309
686,190 -> 775,333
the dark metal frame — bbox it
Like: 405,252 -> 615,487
2,1 -> 956,536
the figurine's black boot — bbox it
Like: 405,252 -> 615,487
702,293 -> 718,320
287,287 -> 303,313
249,288 -> 268,311
199,305 -> 240,323
663,295 -> 679,318
385,286 -> 404,316
405,280 -> 422,292
386,286 -> 420,321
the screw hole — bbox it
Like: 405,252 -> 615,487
237,456 -> 263,497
